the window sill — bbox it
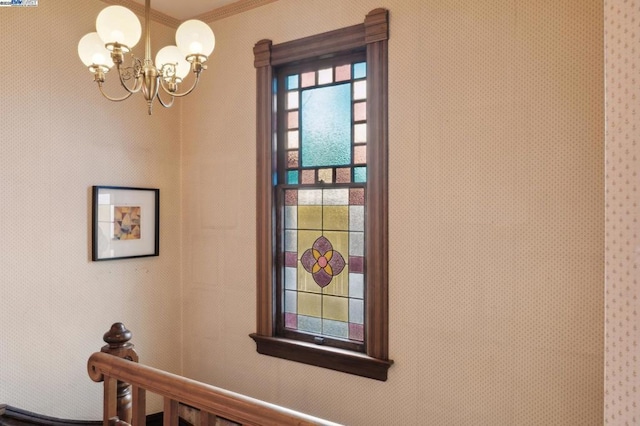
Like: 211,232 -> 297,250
249,334 -> 393,381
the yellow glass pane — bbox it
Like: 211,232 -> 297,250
298,206 -> 322,230
323,206 -> 349,231
298,263 -> 321,293
318,168 -> 333,183
323,295 -> 348,322
323,231 -> 349,262
298,292 -> 322,317
297,230 -> 322,293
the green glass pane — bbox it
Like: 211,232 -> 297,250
354,166 -> 367,183
353,62 -> 366,79
301,83 -> 352,167
287,170 -> 299,184
287,74 -> 299,90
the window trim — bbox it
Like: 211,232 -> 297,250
250,8 -> 392,381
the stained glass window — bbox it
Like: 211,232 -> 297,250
277,59 -> 368,349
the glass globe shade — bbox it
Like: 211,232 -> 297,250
156,46 -> 190,80
96,5 -> 141,48
78,32 -> 114,69
175,20 -> 215,57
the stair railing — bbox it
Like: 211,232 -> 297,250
89,323 -> 341,426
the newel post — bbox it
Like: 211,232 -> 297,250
101,323 -> 139,424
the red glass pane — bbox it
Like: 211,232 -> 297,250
354,145 -> 366,164
288,111 -> 299,129
354,101 -> 366,122
349,188 -> 364,205
285,189 -> 298,205
335,64 -> 350,82
301,71 -> 315,87
301,169 -> 315,184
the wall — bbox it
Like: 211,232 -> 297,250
604,0 -> 640,424
181,1 -> 604,425
0,1 -> 182,419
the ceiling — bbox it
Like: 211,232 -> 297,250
129,0 -> 239,21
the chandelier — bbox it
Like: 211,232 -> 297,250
77,0 -> 215,115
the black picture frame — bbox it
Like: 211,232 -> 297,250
92,186 -> 159,261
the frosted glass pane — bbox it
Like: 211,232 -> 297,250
353,62 -> 366,79
301,84 -> 352,167
354,123 -> 366,143
288,130 -> 299,149
287,74 -> 299,90
287,91 -> 299,109
353,80 -> 366,100
318,68 -> 333,85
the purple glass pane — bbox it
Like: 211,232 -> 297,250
313,236 -> 332,254
301,170 -> 315,184
301,249 -> 316,272
313,268 -> 332,288
349,323 -> 364,341
285,251 -> 298,267
350,188 -> 365,205
328,249 -> 345,275
336,168 -> 351,183
285,189 -> 298,206
349,256 -> 364,273
285,313 -> 298,329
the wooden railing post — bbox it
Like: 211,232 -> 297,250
101,323 -> 139,424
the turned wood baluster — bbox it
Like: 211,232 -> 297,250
101,323 -> 139,425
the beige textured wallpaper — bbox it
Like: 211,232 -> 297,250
604,0 -> 640,424
181,0 -> 604,425
0,0 -> 182,419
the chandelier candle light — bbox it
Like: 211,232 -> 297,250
78,0 -> 215,115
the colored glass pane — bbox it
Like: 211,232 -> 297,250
353,62 -> 366,79
336,168 -> 351,183
287,91 -> 299,109
349,256 -> 364,273
349,188 -> 364,205
285,313 -> 297,329
349,205 -> 364,232
287,151 -> 299,169
298,206 -> 322,230
354,101 -> 366,122
323,320 -> 349,339
301,169 -> 315,184
353,166 -> 367,183
354,123 -> 367,143
301,84 -> 352,167
287,130 -> 299,149
298,316 -> 322,334
318,68 -> 333,85
301,71 -> 315,87
349,323 -> 364,341
348,273 -> 364,299
285,189 -> 298,205
318,168 -> 333,183
354,145 -> 366,165
288,111 -> 298,129
323,295 -> 348,321
353,80 -> 366,100
298,292 -> 322,317
287,74 -> 299,90
323,206 -> 349,231
287,170 -> 299,184
335,64 -> 350,81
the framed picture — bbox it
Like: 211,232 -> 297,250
92,186 -> 159,261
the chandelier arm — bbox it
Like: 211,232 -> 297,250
156,90 -> 175,108
97,82 -> 135,102
114,64 -> 144,95
158,72 -> 202,98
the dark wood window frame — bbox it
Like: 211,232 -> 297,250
250,8 -> 392,381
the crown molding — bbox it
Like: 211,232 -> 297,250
194,0 -> 278,23
99,0 -> 278,27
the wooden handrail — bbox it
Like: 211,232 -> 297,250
87,351 -> 342,426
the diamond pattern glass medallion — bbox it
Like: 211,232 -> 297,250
278,60 -> 367,345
